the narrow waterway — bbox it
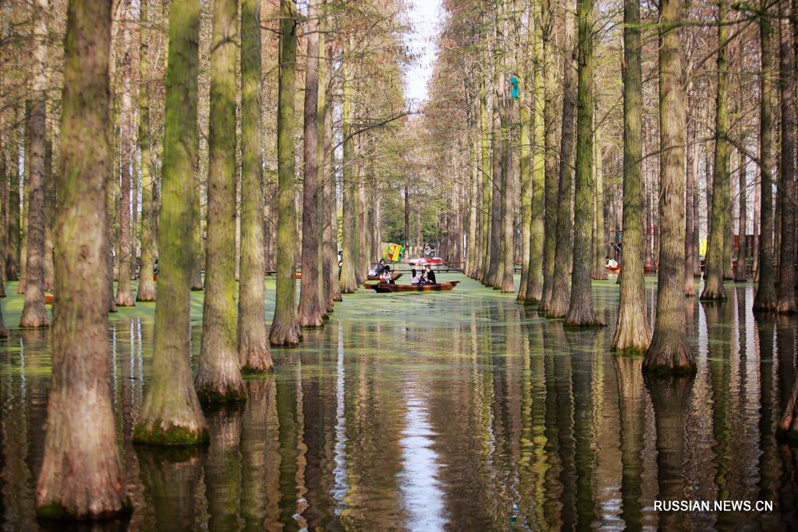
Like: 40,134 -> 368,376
0,275 -> 796,530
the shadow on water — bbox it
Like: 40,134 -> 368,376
1,275 -> 798,530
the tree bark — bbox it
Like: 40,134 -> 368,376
6,112 -> 20,282
754,0 -> 778,310
238,0 -> 273,373
137,0 -> 157,302
195,0 -> 247,403
612,0 -> 650,352
298,0 -> 325,328
322,36 -> 340,308
700,0 -> 730,301
35,0 -> 130,517
776,0 -> 798,313
479,85 -> 492,283
565,0 -> 601,327
539,0 -> 558,310
546,6 -> 576,319
643,0 -> 695,375
134,0 -> 208,445
684,102 -> 697,296
270,0 -> 302,345
591,118 -> 607,280
735,149 -> 748,281
114,5 -> 136,308
339,37 -> 359,295
43,140 -> 54,292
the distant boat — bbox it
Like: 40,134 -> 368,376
365,281 -> 460,293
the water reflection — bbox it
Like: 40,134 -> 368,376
1,276 -> 797,530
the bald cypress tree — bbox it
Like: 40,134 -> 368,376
134,0 -> 208,445
339,37 -> 359,294
238,0 -> 273,372
195,0 -> 246,402
565,0 -> 601,327
137,0 -> 157,302
754,0 -> 778,311
35,0 -> 129,517
298,0 -> 325,327
612,0 -> 650,352
20,0 -> 50,328
643,0 -> 695,375
700,0 -> 730,302
270,0 -> 302,345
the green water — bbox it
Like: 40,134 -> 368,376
0,274 -> 796,531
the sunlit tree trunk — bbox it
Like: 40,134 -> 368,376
238,0 -> 272,373
518,55 -> 532,298
546,5 -> 576,319
643,0 -> 695,375
190,178 -> 204,290
43,140 -> 54,292
684,102 -> 697,296
114,5 -> 135,308
315,27 -> 327,317
271,0 -> 302,345
322,37 -> 340,308
565,0 -> 600,327
339,37 -> 359,294
298,0 -> 325,328
539,1 -> 558,310
20,0 -> 50,328
0,139 -> 7,299
137,0 -> 157,302
523,5 -> 545,303
754,0 -> 778,311
612,0 -> 650,352
591,118 -> 606,281
195,0 -> 246,402
701,0 -> 730,301
134,0 -> 208,445
35,0 -> 129,517
479,85 -> 492,283
487,72 -> 503,289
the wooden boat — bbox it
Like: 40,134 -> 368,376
366,272 -> 403,282
366,281 -> 460,293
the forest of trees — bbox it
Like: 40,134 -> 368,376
0,0 -> 797,521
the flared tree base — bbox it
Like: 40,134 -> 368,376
612,307 -> 650,354
564,306 -> 604,328
133,418 -> 209,446
20,302 -> 49,328
753,285 -> 779,312
546,292 -> 569,319
269,319 -> 302,347
239,336 -> 273,374
776,297 -> 798,315
136,283 -> 157,302
643,335 -> 696,377
195,382 -> 247,405
115,290 -> 136,307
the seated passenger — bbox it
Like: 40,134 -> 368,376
423,265 -> 437,285
410,268 -> 421,285
380,265 -> 394,284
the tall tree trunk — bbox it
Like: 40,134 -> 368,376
518,68 -> 531,299
315,27 -> 327,317
137,0 -> 157,302
270,0 -> 302,345
523,4 -> 545,303
540,0 -> 558,310
643,0 -> 695,375
238,0 -> 272,373
339,37 -> 359,294
777,0 -> 798,313
298,0 -> 325,328
735,149 -> 748,281
487,79 -> 503,289
467,136 -> 478,278
546,5 -> 576,319
612,0 -> 650,352
479,85 -> 492,283
6,111 -> 20,281
43,139 -> 54,292
19,102 -> 29,295
195,0 -> 246,402
591,117 -> 606,280
754,0 -> 778,310
700,0 -> 730,301
322,37 -> 340,308
565,0 -> 601,327
35,0 -> 130,517
20,0 -> 50,328
500,98 -> 514,293
685,102 -> 697,296
134,0 -> 208,445
114,5 -> 135,308
0,139 -> 7,299
190,177 -> 204,290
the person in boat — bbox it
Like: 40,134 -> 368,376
410,268 -> 421,285
422,265 -> 437,285
380,265 -> 394,284
374,259 -> 387,276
